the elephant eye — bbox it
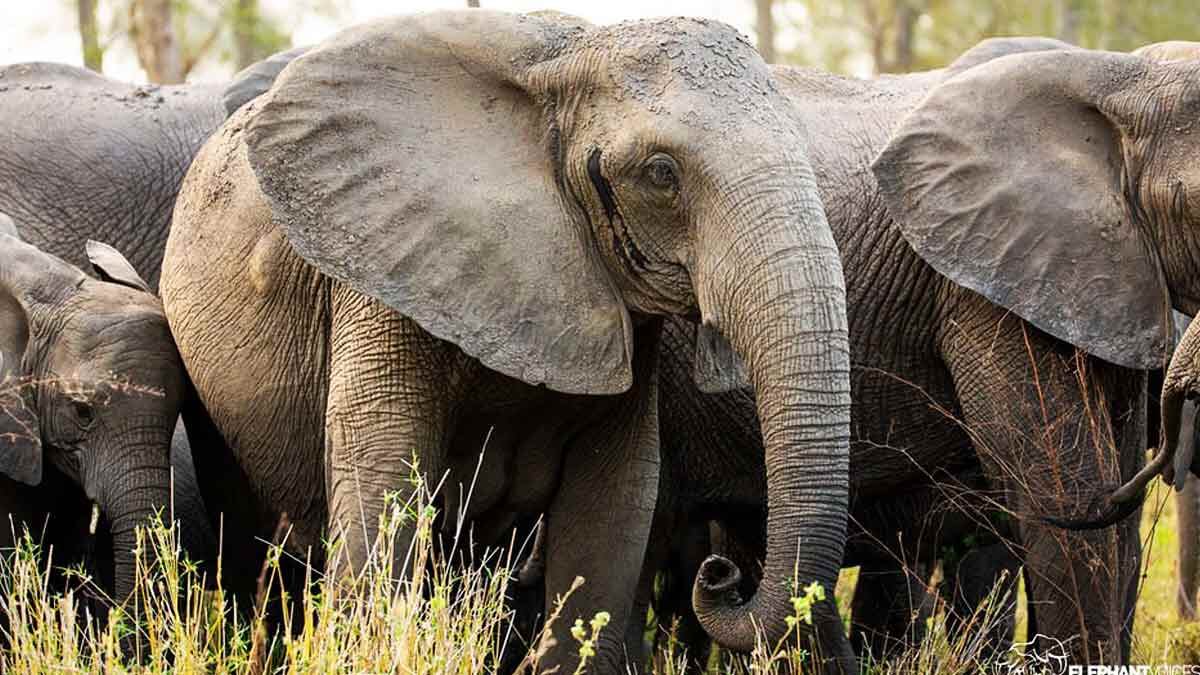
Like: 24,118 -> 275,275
71,399 -> 95,427
643,154 -> 680,192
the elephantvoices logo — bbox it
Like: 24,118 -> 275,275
995,635 -> 1070,675
991,636 -> 1200,675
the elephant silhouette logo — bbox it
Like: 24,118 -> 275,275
995,635 -> 1071,675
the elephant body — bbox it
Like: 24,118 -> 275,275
163,11 -> 854,673
0,63 -> 223,287
0,51 -> 305,288
653,37 -> 1172,666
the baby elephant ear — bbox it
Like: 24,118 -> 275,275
0,395 -> 42,486
86,240 -> 151,293
245,11 -> 632,395
0,293 -> 40,486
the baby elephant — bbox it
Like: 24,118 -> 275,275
0,225 -> 198,600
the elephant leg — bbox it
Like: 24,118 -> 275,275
325,293 -> 457,577
849,558 -> 932,662
180,390 -> 269,609
542,328 -> 661,674
651,516 -> 715,673
1179,475 -> 1200,619
940,308 -> 1143,664
942,541 -> 1019,661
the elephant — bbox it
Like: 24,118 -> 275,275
160,10 -> 854,673
638,33 -> 1200,667
0,47 -> 306,289
0,48 -> 304,609
1125,41 -> 1200,622
0,227 -> 198,602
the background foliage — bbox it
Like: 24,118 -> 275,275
756,0 -> 1200,74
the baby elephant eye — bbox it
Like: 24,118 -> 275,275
643,154 -> 680,191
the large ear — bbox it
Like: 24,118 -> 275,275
222,45 -> 312,115
245,11 -> 633,395
872,50 -> 1171,369
86,240 -> 151,293
0,240 -> 41,486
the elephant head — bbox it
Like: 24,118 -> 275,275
243,10 -> 851,658
0,231 -> 185,599
1132,40 -> 1200,64
871,47 -> 1200,515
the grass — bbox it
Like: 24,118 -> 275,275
0,478 -> 1198,674
1132,480 -> 1200,665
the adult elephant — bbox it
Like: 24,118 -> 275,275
161,10 -> 854,673
0,48 -> 306,288
0,230 -> 193,602
647,35 -> 1200,667
1127,41 -> 1200,622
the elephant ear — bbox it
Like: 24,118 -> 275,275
221,45 -> 311,115
693,323 -> 749,394
86,240 -> 151,293
245,11 -> 633,395
873,50 -> 1170,369
0,241 -> 41,486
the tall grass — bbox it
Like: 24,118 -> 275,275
0,486 -> 546,674
0,478 -> 1189,674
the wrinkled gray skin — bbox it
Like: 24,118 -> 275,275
0,232 -> 196,602
648,34 -> 1200,667
162,10 -> 853,673
1126,41 -> 1200,623
0,50 -> 306,288
0,64 -> 220,288
0,49 -> 303,603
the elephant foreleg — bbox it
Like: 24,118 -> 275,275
1178,474 -> 1200,620
941,541 -> 1020,660
324,291 -> 457,578
940,307 -> 1142,665
541,327 -> 661,674
849,558 -> 932,661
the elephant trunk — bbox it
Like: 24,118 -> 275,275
1160,314 -> 1200,488
91,422 -> 175,602
1098,313 -> 1200,516
689,167 -> 853,670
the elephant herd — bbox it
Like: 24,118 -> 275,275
3,9 -> 1200,674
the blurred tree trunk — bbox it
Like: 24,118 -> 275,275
755,0 -> 776,63
891,1 -> 918,72
129,0 -> 185,83
233,0 -> 266,69
76,0 -> 103,72
1057,0 -> 1082,44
